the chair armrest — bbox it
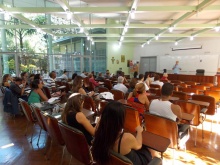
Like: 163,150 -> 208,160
200,108 -> 208,114
148,157 -> 162,165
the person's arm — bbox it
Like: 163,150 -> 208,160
144,96 -> 150,109
171,104 -> 182,121
76,112 -> 95,136
127,92 -> 133,100
37,88 -> 48,101
127,126 -> 143,150
79,88 -> 87,95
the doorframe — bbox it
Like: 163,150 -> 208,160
139,56 -> 157,73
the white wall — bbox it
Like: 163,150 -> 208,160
134,38 -> 220,75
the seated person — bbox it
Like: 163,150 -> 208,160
127,78 -> 137,93
89,73 -> 99,87
127,83 -> 150,112
21,72 -> 28,82
2,74 -> 13,88
71,73 -> 77,81
80,71 -> 87,78
96,72 -> 105,82
144,72 -> 151,87
59,70 -> 68,81
151,74 -> 164,87
28,79 -> 48,104
9,77 -> 28,101
138,74 -> 149,91
160,73 -> 169,81
113,76 -> 128,94
133,71 -> 138,78
104,70 -> 111,79
28,74 -> 35,86
92,101 -> 156,165
46,71 -> 57,93
61,93 -> 95,145
149,83 -> 182,122
72,75 -> 94,97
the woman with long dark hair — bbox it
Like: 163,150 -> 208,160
72,76 -> 94,96
92,101 -> 153,165
61,93 -> 95,145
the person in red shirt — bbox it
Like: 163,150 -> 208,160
89,73 -> 99,88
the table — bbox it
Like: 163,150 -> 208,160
188,100 -> 210,107
169,96 -> 179,101
142,131 -> 170,158
181,112 -> 194,121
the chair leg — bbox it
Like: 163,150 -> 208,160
60,146 -> 65,165
37,128 -> 42,146
30,123 -> 35,143
195,126 -> 197,147
25,121 -> 29,136
69,155 -> 72,165
202,123 -> 204,139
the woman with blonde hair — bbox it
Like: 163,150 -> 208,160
127,83 -> 150,109
61,93 -> 95,145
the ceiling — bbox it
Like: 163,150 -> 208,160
1,0 -> 220,45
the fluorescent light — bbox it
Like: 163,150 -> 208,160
66,11 -> 72,20
190,36 -> 194,41
147,41 -> 150,44
87,36 -> 90,40
169,27 -> 174,32
92,41 -> 94,45
155,35 -> 159,40
175,42 -> 178,45
120,36 -> 124,41
119,42 -> 122,46
79,27 -> 84,33
124,27 -> 128,32
130,11 -> 135,19
215,26 -> 220,32
141,44 -> 145,48
1,143 -> 14,149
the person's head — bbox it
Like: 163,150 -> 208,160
133,71 -> 138,78
176,61 -> 179,64
72,73 -> 77,80
98,72 -> 102,77
63,71 -> 67,75
163,69 -> 167,73
61,93 -> 85,124
34,74 -> 42,80
161,83 -> 173,97
31,79 -> 43,89
14,77 -> 22,85
117,76 -> 124,83
92,101 -> 125,164
154,74 -> 160,81
21,72 -> 28,80
29,74 -> 35,80
2,74 -> 11,83
133,82 -> 145,96
138,74 -> 144,81
49,71 -> 56,79
72,76 -> 83,92
129,78 -> 137,89
88,73 -> 93,78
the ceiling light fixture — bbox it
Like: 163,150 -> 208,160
147,41 -> 150,44
155,35 -> 159,40
141,43 -> 145,48
87,36 -> 90,40
66,10 -> 72,20
169,27 -> 174,33
175,41 -> 178,45
120,36 -> 124,41
215,26 -> 220,32
119,41 -> 122,46
190,36 -> 194,41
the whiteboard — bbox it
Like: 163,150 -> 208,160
159,54 -> 219,73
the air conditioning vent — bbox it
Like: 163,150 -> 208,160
171,44 -> 202,51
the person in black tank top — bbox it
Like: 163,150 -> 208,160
92,101 -> 153,165
61,93 -> 95,145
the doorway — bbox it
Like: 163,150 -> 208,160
139,56 -> 157,74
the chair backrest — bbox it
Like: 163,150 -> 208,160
147,95 -> 160,103
193,94 -> 216,115
98,100 -> 109,115
30,105 -> 47,131
64,82 -> 71,93
98,86 -> 109,93
144,113 -> 178,148
210,86 -> 220,91
182,88 -> 199,95
106,150 -> 133,165
19,98 -> 36,123
149,84 -> 161,96
175,100 -> 200,126
42,86 -> 52,99
124,106 -> 140,133
172,91 -> 188,101
104,80 -> 113,90
191,85 -> 206,90
201,82 -> 214,87
185,81 -> 197,85
58,122 -> 93,165
40,112 -> 65,145
170,80 -> 182,84
110,89 -> 125,101
83,95 -> 96,113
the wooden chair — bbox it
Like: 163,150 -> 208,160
210,86 -> 220,91
40,112 -> 65,161
201,82 -> 214,87
144,113 -> 189,150
124,106 -> 140,133
170,80 -> 183,84
182,88 -> 199,95
98,86 -> 109,93
149,84 -> 161,96
147,95 -> 160,103
172,91 -> 188,101
177,83 -> 187,92
175,100 -> 202,146
30,105 -> 47,146
191,85 -> 206,94
58,122 -> 95,165
110,89 -> 125,101
185,81 -> 197,86
19,98 -> 37,143
192,94 -> 216,132
104,79 -> 113,90
97,100 -> 109,115
83,95 -> 97,113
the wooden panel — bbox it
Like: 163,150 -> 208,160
165,74 -> 214,83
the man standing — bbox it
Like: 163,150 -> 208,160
172,61 -> 182,74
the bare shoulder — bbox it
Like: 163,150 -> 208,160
123,132 -> 135,141
76,112 -> 86,121
171,104 -> 181,110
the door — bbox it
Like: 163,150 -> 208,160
139,57 -> 157,74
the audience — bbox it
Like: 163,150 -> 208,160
28,74 -> 35,86
144,72 -> 151,87
61,93 -> 95,145
151,74 -> 164,87
28,79 -> 48,104
95,72 -> 105,82
2,74 -> 13,88
21,72 -> 28,81
72,76 -> 94,97
46,71 -> 57,92
71,73 -> 77,80
138,74 -> 149,91
127,78 -> 137,93
60,70 -> 68,81
34,74 -> 43,81
80,71 -> 87,78
89,73 -> 99,88
133,71 -> 138,79
113,76 -> 128,94
104,70 -> 111,79
92,101 -> 154,165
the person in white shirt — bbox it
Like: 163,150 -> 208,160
113,76 -> 128,94
137,74 -> 149,91
80,71 -> 87,78
60,71 -> 68,81
151,74 -> 164,87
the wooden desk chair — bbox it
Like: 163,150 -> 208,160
83,95 -> 97,113
175,100 -> 202,146
40,112 -> 65,162
147,95 -> 160,103
98,86 -> 109,93
55,81 -> 63,87
124,106 -> 141,133
177,83 -> 188,92
58,122 -> 95,165
144,113 -> 189,150
19,98 -> 37,143
185,81 -> 197,86
110,89 -> 125,101
201,82 -> 214,87
149,84 -> 161,96
170,80 -> 183,84
97,100 -> 109,115
182,88 -> 199,95
172,91 -> 188,101
88,81 -> 95,92
104,79 -> 113,90
193,94 -> 216,132
30,105 -> 47,146
210,86 -> 220,91
191,85 -> 206,94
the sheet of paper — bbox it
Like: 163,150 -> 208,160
47,97 -> 60,104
